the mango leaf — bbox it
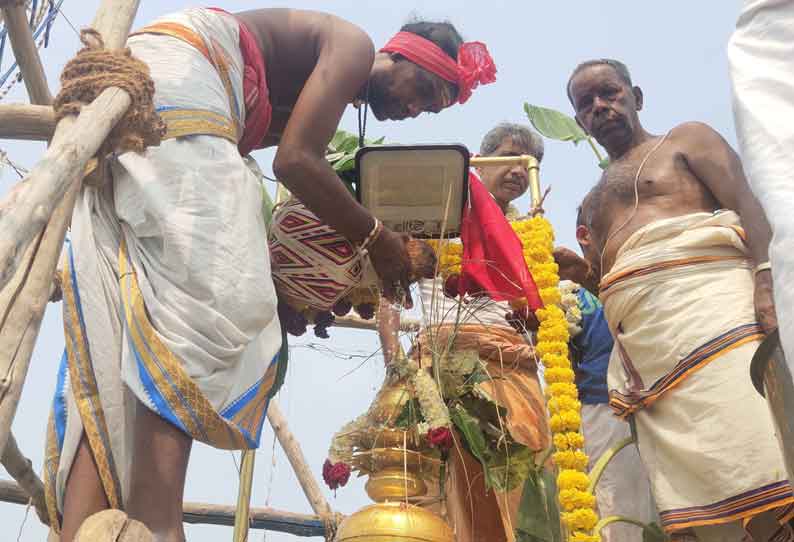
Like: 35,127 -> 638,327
524,103 -> 588,145
599,157 -> 611,170
642,523 -> 669,542
451,405 -> 488,466
332,155 -> 357,173
486,444 -> 535,492
515,467 -> 562,542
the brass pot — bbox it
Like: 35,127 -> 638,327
365,467 -> 427,502
368,380 -> 411,425
335,502 -> 453,542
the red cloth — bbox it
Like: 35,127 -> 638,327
459,174 -> 543,310
380,32 -> 496,104
211,8 -> 272,156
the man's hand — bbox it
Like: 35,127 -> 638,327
554,247 -> 591,284
754,270 -> 778,333
369,228 -> 414,309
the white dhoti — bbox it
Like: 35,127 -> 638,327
581,403 -> 657,542
43,8 -> 283,528
729,0 -> 794,379
600,211 -> 792,536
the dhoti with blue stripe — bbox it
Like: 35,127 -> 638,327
43,8 -> 283,530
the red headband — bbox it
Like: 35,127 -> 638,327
380,31 -> 496,105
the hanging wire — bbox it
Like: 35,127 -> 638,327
43,0 -> 56,47
0,0 -> 66,89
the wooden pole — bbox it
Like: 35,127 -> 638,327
0,2 -> 52,105
232,451 -> 256,542
266,400 -> 333,517
0,434 -> 47,524
0,479 -> 328,537
0,0 -> 139,457
0,103 -> 55,140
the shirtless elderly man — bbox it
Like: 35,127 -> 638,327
565,58 -> 793,541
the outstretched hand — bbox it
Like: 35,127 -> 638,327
368,228 -> 414,309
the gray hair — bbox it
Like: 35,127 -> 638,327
567,58 -> 633,104
479,122 -> 544,162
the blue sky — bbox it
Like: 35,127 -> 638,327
0,2 -> 742,540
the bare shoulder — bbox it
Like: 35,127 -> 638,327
238,8 -> 374,61
670,121 -> 730,149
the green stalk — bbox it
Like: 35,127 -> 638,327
595,515 -> 647,533
585,136 -> 605,163
587,436 -> 633,494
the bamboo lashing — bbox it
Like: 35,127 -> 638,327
0,0 -> 142,463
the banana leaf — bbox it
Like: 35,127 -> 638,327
524,104 -> 588,145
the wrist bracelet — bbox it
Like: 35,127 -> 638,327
359,217 -> 383,252
753,261 -> 772,278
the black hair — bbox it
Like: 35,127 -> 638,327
400,20 -> 463,60
567,58 -> 633,104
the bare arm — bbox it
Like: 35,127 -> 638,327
272,19 -> 375,243
681,122 -> 776,331
681,122 -> 771,265
272,18 -> 413,305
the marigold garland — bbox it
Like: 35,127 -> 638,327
515,216 -> 600,542
427,215 -> 600,541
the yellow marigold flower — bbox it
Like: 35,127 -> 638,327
540,287 -> 562,305
562,509 -> 599,531
549,410 -> 581,432
553,450 -> 590,471
546,382 -> 579,400
548,395 -> 581,414
553,431 -> 585,451
536,304 -> 565,322
557,469 -> 589,491
544,367 -> 576,384
536,341 -> 569,358
558,488 -> 597,511
537,324 -> 569,343
542,353 -> 570,369
570,532 -> 601,542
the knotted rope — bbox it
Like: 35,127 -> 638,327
53,29 -> 165,156
322,511 -> 344,542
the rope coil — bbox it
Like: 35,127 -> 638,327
53,29 -> 165,156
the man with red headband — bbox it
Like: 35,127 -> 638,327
48,7 -> 496,541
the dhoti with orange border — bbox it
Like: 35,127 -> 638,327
600,210 -> 793,538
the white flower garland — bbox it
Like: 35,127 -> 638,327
559,280 -> 583,338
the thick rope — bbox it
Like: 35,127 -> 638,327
53,29 -> 165,156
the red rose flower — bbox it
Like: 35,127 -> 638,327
426,427 -> 454,451
322,459 -> 351,491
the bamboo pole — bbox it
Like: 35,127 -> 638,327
0,103 -> 55,140
232,450 -> 256,542
0,434 -> 47,524
0,0 -> 139,457
267,400 -> 333,517
0,479 -> 328,537
0,2 -> 52,105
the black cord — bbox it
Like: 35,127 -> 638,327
358,81 -> 370,147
